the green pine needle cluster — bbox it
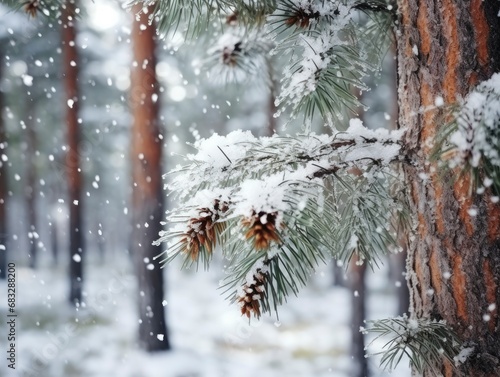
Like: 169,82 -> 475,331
435,73 -> 500,197
364,315 -> 461,374
145,0 -> 276,37
8,0 -> 72,19
146,0 -> 394,124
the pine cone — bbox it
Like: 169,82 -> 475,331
241,211 -> 281,250
238,269 -> 267,319
180,200 -> 227,260
23,0 -> 40,17
285,8 -> 320,28
222,42 -> 242,66
226,11 -> 238,26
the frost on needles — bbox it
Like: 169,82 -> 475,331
154,119 -> 405,319
444,72 -> 500,196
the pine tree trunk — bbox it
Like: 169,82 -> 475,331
397,0 -> 500,375
350,257 -> 369,377
0,52 -> 7,280
25,96 -> 38,269
51,221 -> 59,266
130,4 -> 170,352
390,249 -> 410,316
62,0 -> 84,305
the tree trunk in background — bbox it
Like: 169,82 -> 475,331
25,96 -> 38,269
51,221 -> 59,266
333,261 -> 347,287
398,0 -> 500,375
130,4 -> 170,352
0,53 -> 7,280
349,256 -> 369,377
62,0 -> 84,305
390,249 -> 409,316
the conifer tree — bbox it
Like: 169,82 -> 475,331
130,3 -> 170,352
61,0 -> 85,305
0,51 -> 7,280
140,0 -> 500,375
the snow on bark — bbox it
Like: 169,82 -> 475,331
449,72 -> 500,169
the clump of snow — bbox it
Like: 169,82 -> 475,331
272,0 -> 363,119
190,130 -> 256,169
235,178 -> 287,215
168,121 -> 402,204
209,32 -> 242,59
453,346 -> 474,366
280,32 -> 333,98
449,72 -> 500,169
336,119 -> 403,165
243,257 -> 270,288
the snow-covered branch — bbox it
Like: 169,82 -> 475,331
157,120 -> 406,318
365,315 -> 461,374
440,72 -> 500,195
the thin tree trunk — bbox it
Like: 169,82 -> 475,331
25,95 -> 38,269
333,261 -> 347,287
349,256 -> 369,377
130,4 -> 170,352
62,0 -> 84,305
390,249 -> 409,316
398,0 -> 500,375
0,52 -> 7,280
51,220 -> 59,266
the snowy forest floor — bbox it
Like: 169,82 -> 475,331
0,253 -> 411,377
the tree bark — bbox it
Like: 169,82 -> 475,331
130,4 -> 170,352
62,0 -> 84,305
397,0 -> 500,375
0,52 -> 7,280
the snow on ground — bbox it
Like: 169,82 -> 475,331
0,252 -> 411,377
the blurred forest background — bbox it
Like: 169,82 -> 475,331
0,1 -> 409,376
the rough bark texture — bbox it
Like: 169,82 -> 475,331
130,4 -> 170,352
62,1 -> 84,305
397,0 -> 500,375
0,52 -> 7,280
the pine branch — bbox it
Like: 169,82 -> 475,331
157,120 -> 406,318
434,73 -> 500,196
268,0 -> 394,123
145,0 -> 401,320
150,0 -> 395,124
136,0 -> 276,38
204,27 -> 274,84
364,315 -> 461,374
167,120 -> 404,200
7,0 -> 65,19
